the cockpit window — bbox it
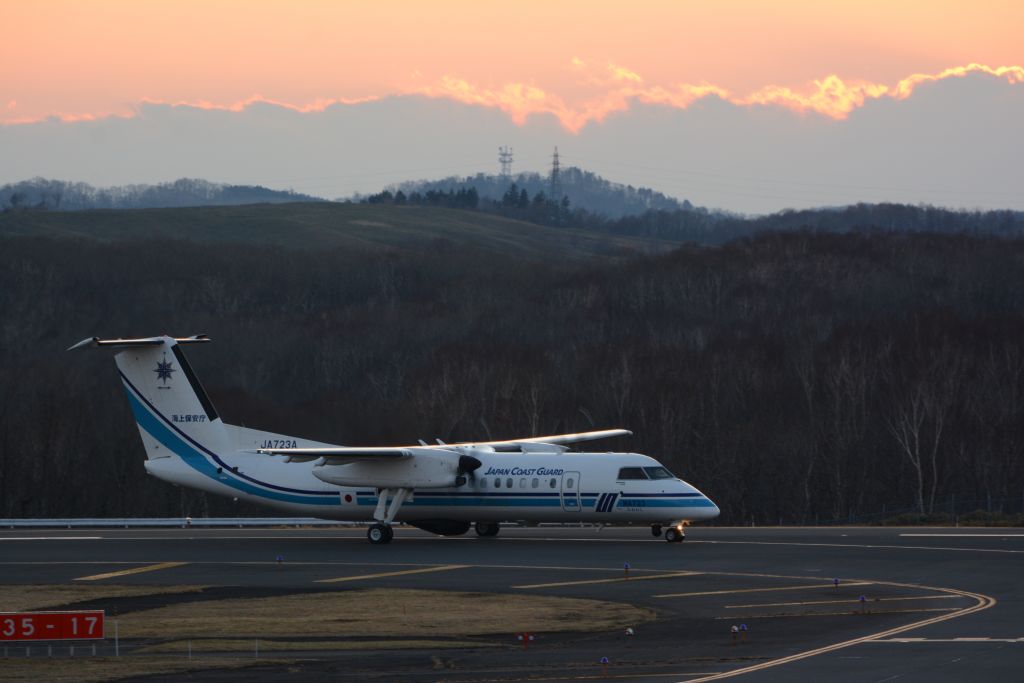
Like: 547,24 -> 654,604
643,466 -> 675,480
617,467 -> 648,480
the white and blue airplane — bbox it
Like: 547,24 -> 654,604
72,334 -> 719,544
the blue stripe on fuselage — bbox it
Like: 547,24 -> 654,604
123,385 -> 337,506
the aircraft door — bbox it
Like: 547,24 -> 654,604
560,471 -> 581,512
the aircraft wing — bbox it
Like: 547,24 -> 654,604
261,429 -> 631,463
475,429 -> 632,450
257,446 -> 413,465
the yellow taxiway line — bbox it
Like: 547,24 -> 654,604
725,594 -> 960,609
74,561 -> 188,582
654,581 -> 872,599
315,564 -> 468,584
514,571 -> 701,590
684,582 -> 996,682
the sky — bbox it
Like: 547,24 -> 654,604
2,1 -> 1022,213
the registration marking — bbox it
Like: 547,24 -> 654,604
315,564 -> 468,583
74,561 -> 188,581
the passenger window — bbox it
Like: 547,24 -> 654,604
494,478 -> 501,488
519,477 -> 527,488
617,467 -> 648,480
506,477 -> 513,489
549,478 -> 557,488
532,478 -> 539,488
643,466 -> 675,480
566,478 -> 575,489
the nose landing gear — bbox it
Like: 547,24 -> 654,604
664,525 -> 685,543
474,522 -> 500,537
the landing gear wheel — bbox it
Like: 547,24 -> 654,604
474,522 -> 500,537
651,524 -> 663,537
368,524 -> 393,545
664,527 -> 685,543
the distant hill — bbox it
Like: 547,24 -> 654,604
0,178 -> 321,211
389,167 -> 689,219
0,202 -> 679,257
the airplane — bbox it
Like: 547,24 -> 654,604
71,334 -> 720,544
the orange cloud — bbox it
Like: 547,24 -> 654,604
4,64 -> 1022,133
891,63 -> 1024,98
416,63 -> 1024,131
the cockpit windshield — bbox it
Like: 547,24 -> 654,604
617,467 -> 648,480
643,466 -> 675,480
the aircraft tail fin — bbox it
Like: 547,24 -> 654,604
71,335 -> 230,460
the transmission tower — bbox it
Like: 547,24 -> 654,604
549,146 -> 562,200
498,146 -> 514,178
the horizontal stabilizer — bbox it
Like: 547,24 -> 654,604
68,335 -> 211,351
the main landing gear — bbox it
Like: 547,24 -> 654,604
367,523 -> 394,545
367,487 -> 411,544
474,522 -> 500,537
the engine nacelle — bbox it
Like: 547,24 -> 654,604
313,452 -> 464,489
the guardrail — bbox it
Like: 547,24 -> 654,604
1,518 -> 357,529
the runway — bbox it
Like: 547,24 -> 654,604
1,525 -> 1022,682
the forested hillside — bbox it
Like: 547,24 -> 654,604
390,167 -> 688,219
0,178 -> 320,210
0,202 -> 675,256
2,227 -> 1023,523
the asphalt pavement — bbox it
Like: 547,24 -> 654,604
1,525 -> 1021,681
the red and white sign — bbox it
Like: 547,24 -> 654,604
0,611 -> 104,641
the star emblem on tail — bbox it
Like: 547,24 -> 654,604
154,356 -> 175,384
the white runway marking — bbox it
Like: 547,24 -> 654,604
871,637 -> 1024,643
900,533 -> 1024,537
702,539 -> 1024,555
0,536 -> 102,541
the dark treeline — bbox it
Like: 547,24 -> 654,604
2,229 -> 1024,522
0,177 -> 321,211
365,180 -> 1024,245
390,167 -> 687,219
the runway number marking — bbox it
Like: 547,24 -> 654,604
315,564 -> 468,584
514,571 -> 701,590
74,561 -> 188,582
654,581 -> 872,599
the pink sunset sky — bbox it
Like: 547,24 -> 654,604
2,1 -> 1022,212
4,0 -> 1022,128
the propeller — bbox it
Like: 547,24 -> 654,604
454,454 -> 482,487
